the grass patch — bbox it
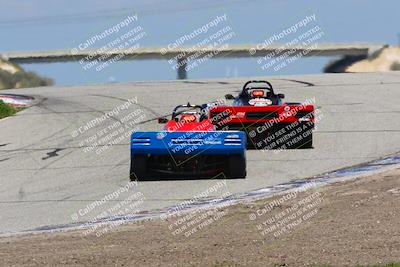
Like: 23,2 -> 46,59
0,100 -> 18,119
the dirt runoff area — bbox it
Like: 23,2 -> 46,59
1,168 -> 400,267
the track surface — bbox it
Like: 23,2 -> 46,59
1,73 -> 400,233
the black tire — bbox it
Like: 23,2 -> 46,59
298,132 -> 313,149
130,155 -> 147,181
228,155 -> 246,179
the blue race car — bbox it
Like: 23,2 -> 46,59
130,103 -> 246,180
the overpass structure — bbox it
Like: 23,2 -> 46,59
0,43 -> 387,79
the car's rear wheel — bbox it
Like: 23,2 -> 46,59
130,155 -> 147,181
298,132 -> 313,149
228,155 -> 246,178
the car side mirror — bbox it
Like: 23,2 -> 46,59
277,93 -> 285,99
158,117 -> 168,124
225,94 -> 234,100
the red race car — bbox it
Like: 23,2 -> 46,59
209,80 -> 315,150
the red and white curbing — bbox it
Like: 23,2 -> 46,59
0,94 -> 34,107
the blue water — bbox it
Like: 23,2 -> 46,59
0,0 -> 398,85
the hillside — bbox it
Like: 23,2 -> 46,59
0,58 -> 53,90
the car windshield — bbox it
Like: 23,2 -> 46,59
173,106 -> 204,121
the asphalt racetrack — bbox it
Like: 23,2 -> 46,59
1,72 -> 400,233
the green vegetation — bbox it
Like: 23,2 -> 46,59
0,69 -> 53,90
0,100 -> 18,119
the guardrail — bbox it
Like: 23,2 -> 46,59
0,43 -> 387,79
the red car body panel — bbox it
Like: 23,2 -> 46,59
164,119 -> 215,132
209,104 -> 315,124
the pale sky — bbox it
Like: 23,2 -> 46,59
0,0 -> 398,84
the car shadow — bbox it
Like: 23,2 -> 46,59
130,172 -> 245,182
